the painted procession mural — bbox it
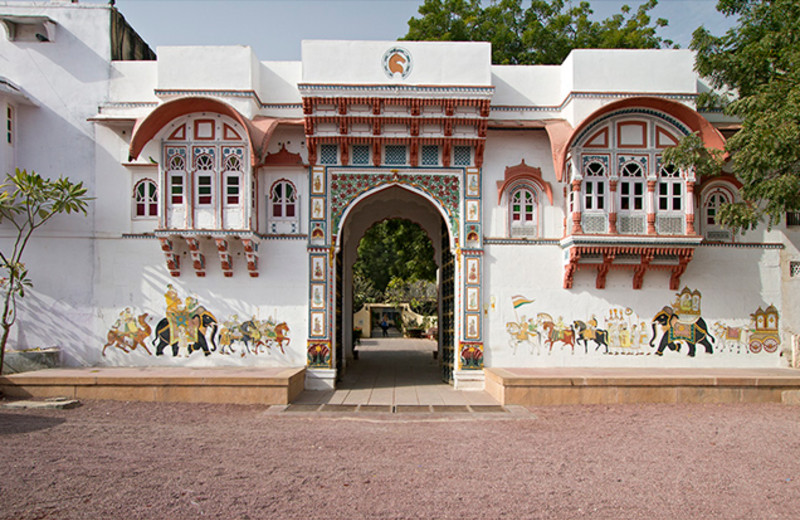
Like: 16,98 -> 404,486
102,285 -> 290,360
505,287 -> 781,359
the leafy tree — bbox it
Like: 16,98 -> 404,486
402,0 -> 673,65
0,169 -> 91,373
352,270 -> 382,313
384,277 -> 438,316
352,219 -> 437,297
671,0 -> 800,230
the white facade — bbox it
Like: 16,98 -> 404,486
2,1 -> 799,390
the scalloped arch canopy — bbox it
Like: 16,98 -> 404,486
555,97 -> 727,182
128,97 -> 259,165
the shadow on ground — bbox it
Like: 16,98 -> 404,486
0,412 -> 66,435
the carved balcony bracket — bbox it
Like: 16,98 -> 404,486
185,237 -> 205,277
215,239 -> 233,277
242,238 -> 260,277
159,238 -> 180,277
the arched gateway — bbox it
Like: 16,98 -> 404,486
298,43 -> 493,391
304,162 -> 486,391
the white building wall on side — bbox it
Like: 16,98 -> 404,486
567,49 -> 697,95
485,244 -> 785,369
109,61 -> 158,104
157,46 -> 259,93
258,61 -> 303,105
490,65 -> 563,108
94,238 -> 308,368
0,4 -> 115,359
482,130 -> 564,239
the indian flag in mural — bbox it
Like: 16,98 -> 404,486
511,295 -> 534,309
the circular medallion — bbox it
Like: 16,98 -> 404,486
382,47 -> 412,80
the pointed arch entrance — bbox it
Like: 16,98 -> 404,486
303,164 -> 487,391
336,185 -> 454,385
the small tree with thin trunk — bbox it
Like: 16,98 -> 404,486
0,169 -> 91,374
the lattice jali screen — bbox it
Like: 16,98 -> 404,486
618,215 -> 646,235
582,214 -> 607,234
656,215 -> 684,235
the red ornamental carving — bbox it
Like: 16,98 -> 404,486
563,245 -> 695,290
215,239 -> 233,277
185,237 -> 205,277
159,238 -> 181,277
242,239 -> 259,278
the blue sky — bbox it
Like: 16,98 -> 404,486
109,0 -> 736,61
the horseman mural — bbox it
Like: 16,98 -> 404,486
101,285 -> 290,360
503,289 -> 781,360
218,315 -> 291,356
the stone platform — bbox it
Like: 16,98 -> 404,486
0,366 -> 305,405
485,367 -> 800,406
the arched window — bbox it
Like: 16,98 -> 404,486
160,113 -> 249,230
703,186 -> 734,241
656,162 -> 685,234
133,179 -> 158,218
581,159 -> 608,234
657,163 -> 682,212
509,187 -> 537,237
619,161 -> 645,212
270,179 -> 297,220
573,113 -> 692,237
165,147 -> 186,205
617,160 -> 646,234
194,149 -> 215,206
583,160 -> 607,211
222,147 -> 243,206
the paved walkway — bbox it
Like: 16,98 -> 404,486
293,338 -> 500,407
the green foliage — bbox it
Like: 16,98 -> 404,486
662,132 -> 725,179
685,0 -> 800,229
352,219 -> 437,295
0,169 -> 91,373
352,270 -> 381,313
384,277 -> 438,316
402,0 -> 673,65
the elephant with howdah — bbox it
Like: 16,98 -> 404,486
650,306 -> 715,357
153,307 -> 218,357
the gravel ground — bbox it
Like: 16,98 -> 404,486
1,399 -> 798,519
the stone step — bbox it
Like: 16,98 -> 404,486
782,390 -> 800,405
2,397 -> 81,410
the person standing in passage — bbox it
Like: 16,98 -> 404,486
379,316 -> 389,337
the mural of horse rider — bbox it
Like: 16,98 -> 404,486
153,289 -> 218,357
572,315 -> 609,354
650,287 -> 715,357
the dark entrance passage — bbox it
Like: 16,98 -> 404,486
335,186 -> 456,386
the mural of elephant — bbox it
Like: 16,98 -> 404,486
650,306 -> 715,357
153,307 -> 218,357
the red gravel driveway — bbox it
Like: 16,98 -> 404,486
1,400 -> 798,519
